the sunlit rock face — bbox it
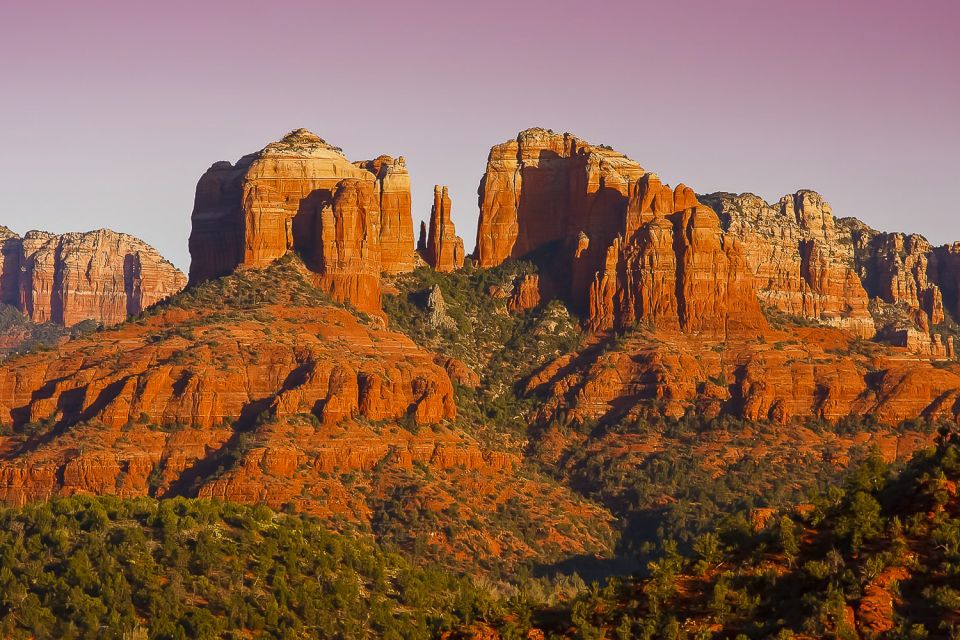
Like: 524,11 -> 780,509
187,129 -> 416,313
475,128 -> 766,337
0,226 -> 185,326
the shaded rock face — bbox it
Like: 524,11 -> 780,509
528,325 -> 960,429
475,129 -> 766,337
508,274 -> 540,313
475,128 -> 645,270
708,191 -> 960,351
704,191 -> 875,337
423,185 -> 464,272
0,226 -> 185,326
188,129 -> 415,311
849,225 -> 948,330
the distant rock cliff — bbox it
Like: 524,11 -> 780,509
703,191 -> 874,337
0,226 -> 185,326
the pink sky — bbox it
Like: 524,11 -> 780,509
2,0 -> 958,269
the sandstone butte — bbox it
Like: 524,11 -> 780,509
0,226 -> 186,326
421,185 -> 465,272
476,128 -> 960,354
475,128 -> 767,336
187,128 -> 417,314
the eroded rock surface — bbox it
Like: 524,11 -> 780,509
704,191 -> 874,337
422,186 -> 464,272
475,129 -> 766,337
0,227 -> 185,326
188,129 -> 416,312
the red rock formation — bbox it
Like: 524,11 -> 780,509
312,179 -> 382,314
587,181 -> 766,335
0,258 -> 616,571
849,226 -> 946,330
935,243 -> 960,320
0,227 -> 184,326
475,128 -> 645,270
0,227 -> 21,307
0,262 -> 457,503
475,130 -> 765,337
423,185 -> 464,272
527,324 -> 960,428
188,129 -> 416,311
508,274 -> 541,313
355,155 -> 416,274
417,220 -> 428,254
705,191 -> 875,337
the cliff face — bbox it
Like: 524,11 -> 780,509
704,191 -> 875,337
311,179 -> 383,313
475,129 -> 766,337
354,155 -> 416,274
475,128 -> 645,270
0,227 -> 185,326
423,185 -> 464,272
188,129 -> 416,312
705,191 -> 960,352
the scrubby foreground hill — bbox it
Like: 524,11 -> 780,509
478,435 -> 960,639
0,496 -> 495,639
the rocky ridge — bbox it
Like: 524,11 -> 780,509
475,128 -> 767,337
0,226 -> 185,327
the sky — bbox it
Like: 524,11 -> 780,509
1,0 -> 958,270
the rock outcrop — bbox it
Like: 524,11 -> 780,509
354,155 -> 416,274
508,274 -> 540,313
0,227 -> 185,326
705,191 -> 875,337
475,128 -> 645,270
312,179 -> 383,313
528,325 -> 960,428
423,186 -> 464,272
188,129 -> 416,312
847,224 -> 954,337
475,129 -> 766,337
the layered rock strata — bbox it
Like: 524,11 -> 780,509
0,227 -> 185,326
704,191 -> 875,337
354,155 -> 416,274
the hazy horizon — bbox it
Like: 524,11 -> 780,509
3,0 -> 958,270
